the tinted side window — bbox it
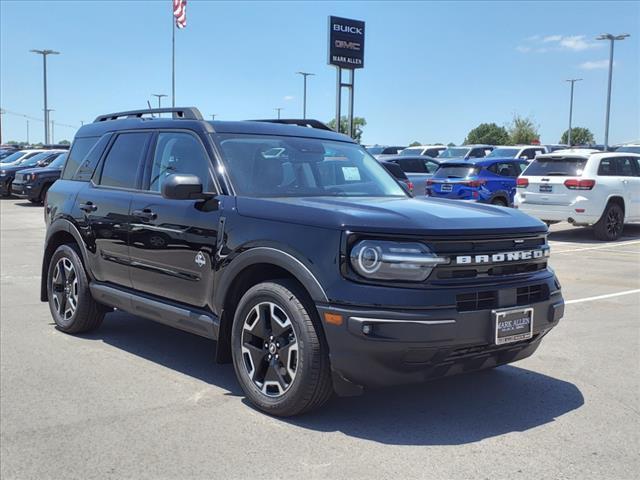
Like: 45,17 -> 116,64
597,158 -> 616,176
98,132 -> 150,189
148,132 -> 213,192
494,162 -> 519,177
74,134 -> 112,181
396,158 -> 426,173
424,160 -> 439,173
61,136 -> 100,180
615,157 -> 635,177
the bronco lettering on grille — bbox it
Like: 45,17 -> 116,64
455,249 -> 549,265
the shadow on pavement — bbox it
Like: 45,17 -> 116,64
79,311 -> 583,446
548,223 -> 640,244
14,201 -> 42,207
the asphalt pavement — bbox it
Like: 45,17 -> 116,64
1,197 -> 638,479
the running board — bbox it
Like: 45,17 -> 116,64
90,283 -> 219,340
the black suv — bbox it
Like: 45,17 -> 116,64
41,107 -> 564,416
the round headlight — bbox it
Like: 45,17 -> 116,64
350,240 -> 449,282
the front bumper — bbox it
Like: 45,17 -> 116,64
317,289 -> 563,394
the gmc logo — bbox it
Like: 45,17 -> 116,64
455,249 -> 549,265
333,24 -> 363,35
335,40 -> 361,51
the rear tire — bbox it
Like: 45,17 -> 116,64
594,203 -> 624,241
231,279 -> 333,416
491,198 -> 508,207
47,244 -> 104,333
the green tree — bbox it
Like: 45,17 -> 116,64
508,115 -> 539,144
326,116 -> 367,143
464,123 -> 509,145
59,139 -> 71,145
560,127 -> 594,145
447,142 -> 456,147
408,141 -> 422,147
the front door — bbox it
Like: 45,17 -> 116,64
129,130 -> 220,308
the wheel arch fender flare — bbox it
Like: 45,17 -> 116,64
41,218 -> 92,301
214,246 -> 328,313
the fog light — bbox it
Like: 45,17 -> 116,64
362,324 -> 372,335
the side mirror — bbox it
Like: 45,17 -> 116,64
161,174 -> 209,200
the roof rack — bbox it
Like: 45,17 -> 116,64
93,107 -> 203,123
247,119 -> 333,131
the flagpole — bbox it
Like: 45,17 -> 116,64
171,6 -> 175,108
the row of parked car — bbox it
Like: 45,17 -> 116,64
373,142 -> 640,240
0,145 -> 69,202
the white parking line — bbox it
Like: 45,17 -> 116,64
566,289 -> 640,305
551,240 -> 640,254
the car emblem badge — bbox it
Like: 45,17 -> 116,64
195,251 -> 206,268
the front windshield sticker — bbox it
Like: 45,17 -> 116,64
342,166 -> 361,181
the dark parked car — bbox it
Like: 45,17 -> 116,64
12,152 -> 68,203
0,150 -> 65,197
41,107 -> 563,416
383,155 -> 441,195
380,160 -> 414,194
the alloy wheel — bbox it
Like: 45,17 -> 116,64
606,208 -> 622,238
51,257 -> 79,321
241,302 -> 299,397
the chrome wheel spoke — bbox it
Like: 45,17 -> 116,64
241,301 -> 299,398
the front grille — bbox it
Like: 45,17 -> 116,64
517,284 -> 548,304
14,173 -> 24,182
456,291 -> 497,312
430,234 -> 548,282
456,284 -> 549,312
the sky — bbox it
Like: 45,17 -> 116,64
1,0 -> 638,146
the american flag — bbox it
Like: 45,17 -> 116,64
173,0 -> 187,29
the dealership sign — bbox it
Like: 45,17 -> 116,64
328,16 -> 365,69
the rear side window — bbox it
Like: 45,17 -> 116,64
522,157 -> 587,176
434,165 -> 479,179
74,134 -> 112,181
489,162 -> 520,177
98,132 -> 151,189
61,137 -> 99,180
393,158 -> 426,173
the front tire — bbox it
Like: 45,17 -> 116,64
231,280 -> 333,416
594,203 -> 624,241
47,244 -> 104,333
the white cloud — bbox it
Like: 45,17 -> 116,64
283,95 -> 294,101
580,59 -> 613,70
517,34 -> 602,53
542,34 -> 562,43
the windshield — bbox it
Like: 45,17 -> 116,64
616,146 -> 640,154
0,151 -> 28,164
487,148 -> 519,158
438,147 -> 470,158
400,147 -> 423,156
365,146 -> 385,155
433,165 -> 479,179
0,150 -> 18,159
216,135 -> 406,197
19,152 -> 55,167
522,157 -> 588,176
47,153 -> 68,169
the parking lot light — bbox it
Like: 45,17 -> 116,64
595,33 -> 630,149
30,49 -> 60,144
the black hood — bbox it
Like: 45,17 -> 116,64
236,196 -> 546,236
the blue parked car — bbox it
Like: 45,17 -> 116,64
426,158 -> 528,206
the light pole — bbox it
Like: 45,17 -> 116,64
30,49 -> 60,144
48,109 -> 55,144
274,108 -> 283,120
296,71 -> 315,119
596,33 -> 630,148
152,94 -> 167,117
26,119 -> 30,144
210,114 -> 216,121
565,78 -> 582,146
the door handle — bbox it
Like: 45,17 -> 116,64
79,202 -> 97,213
132,209 -> 157,221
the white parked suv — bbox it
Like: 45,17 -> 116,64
399,145 -> 447,157
515,149 -> 640,240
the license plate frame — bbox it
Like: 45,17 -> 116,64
493,307 -> 533,345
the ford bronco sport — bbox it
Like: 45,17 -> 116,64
41,107 -> 564,416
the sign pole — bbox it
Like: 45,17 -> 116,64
335,67 -> 342,133
172,11 -> 175,108
347,69 -> 355,138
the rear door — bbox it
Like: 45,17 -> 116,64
74,131 -> 152,288
486,161 -> 520,201
520,156 -> 589,206
129,130 -> 221,308
615,157 -> 640,220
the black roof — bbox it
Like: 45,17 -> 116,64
77,107 -> 353,143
